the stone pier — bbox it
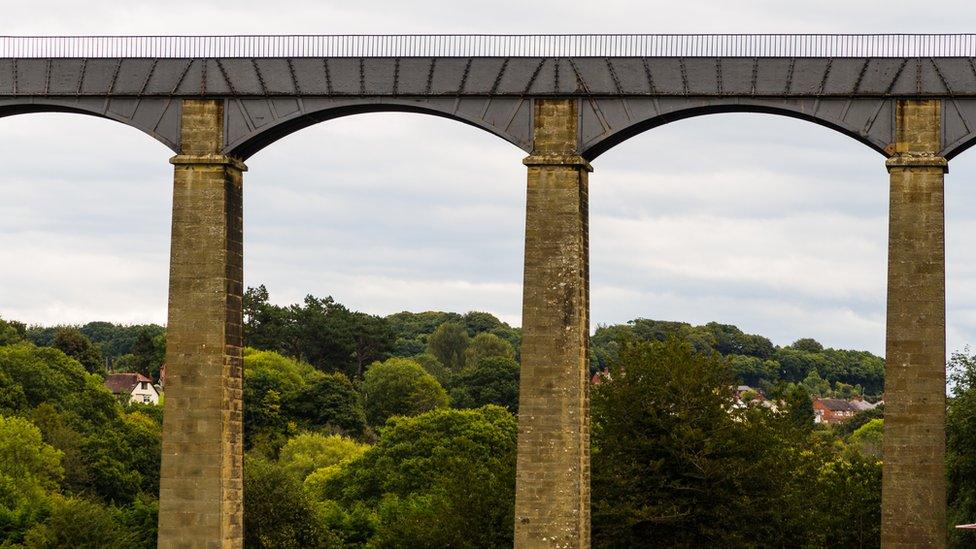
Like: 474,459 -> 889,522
882,99 -> 947,549
157,99 -> 246,548
514,98 -> 592,548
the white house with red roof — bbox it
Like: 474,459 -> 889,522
105,373 -> 160,405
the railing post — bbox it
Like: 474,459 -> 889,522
515,98 -> 591,548
158,99 -> 245,549
882,99 -> 947,549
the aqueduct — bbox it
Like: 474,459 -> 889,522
3,34 -> 975,547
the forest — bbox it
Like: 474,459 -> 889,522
0,285 -> 974,548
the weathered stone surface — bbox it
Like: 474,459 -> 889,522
514,99 -> 592,548
882,99 -> 947,549
158,99 -> 245,549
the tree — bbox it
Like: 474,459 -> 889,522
800,369 -> 831,397
426,322 -> 469,371
126,329 -> 165,379
791,337 -> 824,353
591,338 -> 811,547
0,316 -> 26,345
243,349 -> 322,452
22,496 -> 138,548
284,373 -> 367,436
323,406 -> 517,547
52,328 -> 105,375
449,356 -> 520,412
243,456 -> 335,548
849,418 -> 883,458
783,384 -> 815,428
948,349 -> 976,548
362,359 -> 449,426
385,311 -> 462,358
0,415 -> 63,544
463,332 -> 514,367
278,433 -> 369,481
410,353 -> 451,386
349,312 -> 395,379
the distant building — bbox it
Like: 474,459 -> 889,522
849,395 -> 881,412
812,397 -> 859,424
105,373 -> 160,405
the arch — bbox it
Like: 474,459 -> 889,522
223,97 -> 534,160
0,97 -> 181,152
580,97 -> 896,161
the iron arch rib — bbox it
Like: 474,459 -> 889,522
222,96 -> 534,160
0,98 -> 181,152
579,97 -> 896,160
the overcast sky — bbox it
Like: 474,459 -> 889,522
4,1 -> 976,356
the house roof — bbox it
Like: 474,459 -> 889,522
816,398 -> 859,412
105,373 -> 153,395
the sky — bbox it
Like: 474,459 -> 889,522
4,1 -> 976,356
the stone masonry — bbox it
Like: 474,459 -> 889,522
515,99 -> 592,548
158,99 -> 246,548
882,99 -> 947,548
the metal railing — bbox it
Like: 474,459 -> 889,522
2,34 -> 976,58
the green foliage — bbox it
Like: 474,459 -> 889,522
386,311 -> 462,357
426,322 -> 469,371
783,383 -> 815,428
242,348 -> 326,452
362,358 -> 449,426
278,433 -> 368,481
0,416 -> 63,543
410,353 -> 451,386
323,406 -> 517,547
463,332 -> 514,366
449,356 -> 520,412
0,343 -> 118,426
243,286 -> 394,379
114,328 -> 165,379
243,456 -> 336,548
51,328 -> 105,376
0,317 -> 26,346
801,369 -> 832,397
949,349 -> 976,548
790,337 -> 824,352
849,418 -> 883,458
284,373 -> 367,437
590,338 -> 880,547
21,496 -> 139,548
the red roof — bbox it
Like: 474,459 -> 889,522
105,373 -> 153,395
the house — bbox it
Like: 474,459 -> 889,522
849,395 -> 881,412
812,397 -> 858,424
105,373 -> 160,405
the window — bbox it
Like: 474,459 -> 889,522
143,395 -> 151,403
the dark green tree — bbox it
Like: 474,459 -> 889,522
0,316 -> 26,345
52,328 -> 105,375
791,337 -> 824,352
591,338 -> 809,547
243,456 -> 335,548
284,372 -> 367,436
426,322 -> 469,371
948,349 -> 976,548
449,356 -> 520,412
